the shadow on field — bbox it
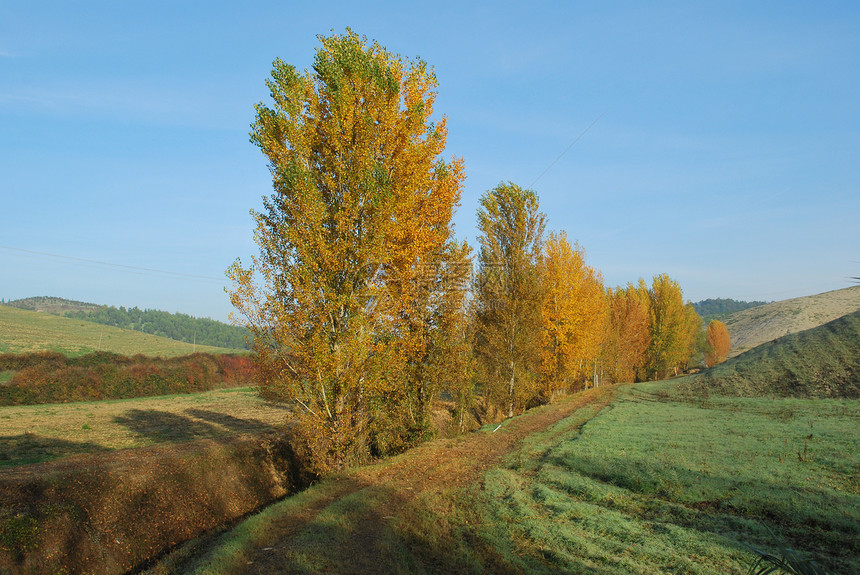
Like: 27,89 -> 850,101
113,408 -> 280,444
0,434 -> 109,468
233,480 -> 520,575
537,450 -> 858,574
184,408 -> 276,434
114,409 -> 221,443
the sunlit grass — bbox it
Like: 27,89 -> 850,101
472,383 -> 858,573
148,383 -> 858,574
0,387 -> 289,467
0,304 -> 234,357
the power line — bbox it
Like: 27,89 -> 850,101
0,245 -> 225,282
528,108 -> 607,189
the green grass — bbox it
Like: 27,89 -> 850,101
467,384 -> 858,574
683,309 -> 860,399
153,382 -> 858,574
141,309 -> 860,574
0,304 -> 238,357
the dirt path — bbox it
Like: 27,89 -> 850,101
184,386 -> 616,574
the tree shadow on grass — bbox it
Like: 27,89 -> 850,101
0,433 -> 109,468
113,408 -> 286,445
183,408 -> 277,434
536,450 -> 859,574
113,409 -> 223,443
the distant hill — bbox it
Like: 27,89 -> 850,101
5,297 -> 250,350
680,308 -> 860,399
0,304 -> 238,357
722,285 -> 860,356
691,298 -> 768,322
3,296 -> 101,314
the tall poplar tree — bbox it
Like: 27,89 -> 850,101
646,274 -> 701,379
227,30 -> 464,472
474,182 -> 546,417
538,232 -> 606,396
602,282 -> 651,383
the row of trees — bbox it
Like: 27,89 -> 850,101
228,30 -> 729,474
692,298 -> 768,320
471,184 -> 720,417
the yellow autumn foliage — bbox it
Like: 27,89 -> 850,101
538,232 -> 606,395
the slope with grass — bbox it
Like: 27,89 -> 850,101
142,302 -> 860,575
681,309 -> 860,399
0,304 -> 237,356
474,384 -> 858,574
5,297 -> 251,350
144,382 -> 858,575
723,285 -> 860,356
5,288 -> 859,573
0,388 -> 298,574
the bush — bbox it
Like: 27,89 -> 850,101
0,353 -> 255,406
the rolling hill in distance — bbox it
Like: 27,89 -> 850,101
0,304 -> 239,357
721,284 -> 860,357
2,296 -> 250,352
681,307 -> 860,399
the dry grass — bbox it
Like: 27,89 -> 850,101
0,387 -> 290,467
724,285 -> 860,357
0,304 -> 235,356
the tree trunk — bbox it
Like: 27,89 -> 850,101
508,360 -> 515,418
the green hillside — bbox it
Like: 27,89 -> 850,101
151,385 -> 858,575
5,296 -> 250,350
0,304 -> 238,357
680,308 -> 860,399
722,285 -> 860,356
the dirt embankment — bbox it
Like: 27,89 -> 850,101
0,431 -> 305,574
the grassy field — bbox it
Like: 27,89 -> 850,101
0,387 -> 290,467
471,384 -> 858,574
154,382 -> 858,575
0,304 -> 237,356
141,305 -> 860,574
4,293 -> 858,573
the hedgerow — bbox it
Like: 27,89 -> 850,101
0,352 -> 255,405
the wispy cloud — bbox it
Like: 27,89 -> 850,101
0,80 -> 232,130
0,50 -> 16,58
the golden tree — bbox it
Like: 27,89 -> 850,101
227,30 -> 464,473
474,182 -> 546,418
705,319 -> 731,367
646,274 -> 698,379
602,283 -> 651,383
426,240 -> 476,434
538,232 -> 606,396
679,303 -> 704,371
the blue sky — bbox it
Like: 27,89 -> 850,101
1,1 -> 858,322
